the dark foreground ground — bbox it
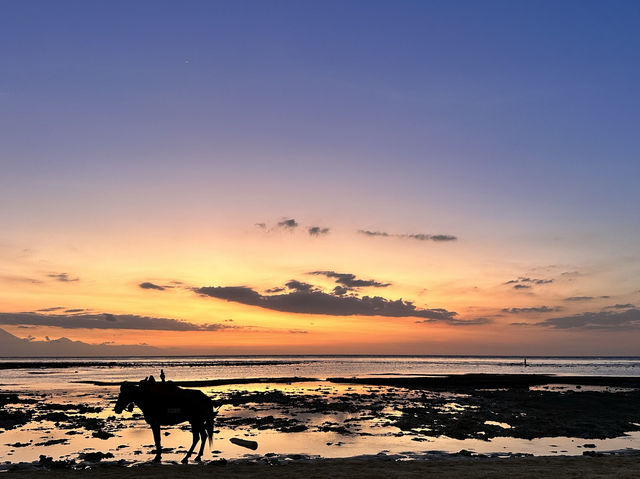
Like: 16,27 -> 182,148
5,455 -> 640,479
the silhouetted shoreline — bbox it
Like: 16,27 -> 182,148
4,454 -> 640,478
68,373 -> 640,390
328,374 -> 640,389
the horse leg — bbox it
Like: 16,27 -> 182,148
152,424 -> 162,462
182,424 -> 199,464
195,425 -> 207,462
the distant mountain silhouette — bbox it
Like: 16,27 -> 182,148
0,328 -> 160,357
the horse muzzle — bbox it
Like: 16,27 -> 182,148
114,402 -> 135,414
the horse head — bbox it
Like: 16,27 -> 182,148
114,381 -> 138,413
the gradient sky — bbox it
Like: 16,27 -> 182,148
2,1 -> 640,355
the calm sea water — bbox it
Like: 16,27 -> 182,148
2,355 -> 639,391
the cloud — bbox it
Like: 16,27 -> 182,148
308,226 -> 330,236
501,306 -> 562,314
407,234 -> 457,242
333,286 -> 349,296
504,277 -> 553,288
604,303 -> 635,309
1,275 -> 43,284
36,307 -> 65,312
415,317 -> 491,326
265,286 -> 285,293
48,272 -> 79,282
0,312 -> 237,332
358,230 -> 389,237
278,218 -> 298,229
284,280 -> 316,292
288,329 -> 309,334
309,271 -> 391,289
256,219 -> 329,236
194,285 -> 472,323
358,230 -> 457,242
139,282 -> 166,291
563,296 -> 593,302
533,309 -> 640,330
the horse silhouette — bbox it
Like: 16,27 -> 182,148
114,376 -> 219,463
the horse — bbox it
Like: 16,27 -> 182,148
114,377 -> 219,463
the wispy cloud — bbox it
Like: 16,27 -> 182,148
501,306 -> 562,314
415,317 -> 491,326
0,275 -> 43,284
562,295 -> 610,302
358,230 -> 390,237
604,303 -> 635,310
504,277 -> 553,289
47,272 -> 79,282
358,230 -> 457,242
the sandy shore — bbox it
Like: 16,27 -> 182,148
4,455 -> 640,478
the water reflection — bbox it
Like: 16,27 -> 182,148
1,380 -> 639,467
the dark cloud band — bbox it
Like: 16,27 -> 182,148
194,285 -> 470,323
0,312 -> 234,332
523,308 -> 640,330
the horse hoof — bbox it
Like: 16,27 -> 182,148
181,457 -> 189,464
153,455 -> 162,463
194,456 -> 202,463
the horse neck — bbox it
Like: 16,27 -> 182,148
130,387 -> 150,412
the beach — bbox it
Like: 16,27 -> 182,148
2,357 -> 640,476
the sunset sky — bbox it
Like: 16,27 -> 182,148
2,1 -> 640,355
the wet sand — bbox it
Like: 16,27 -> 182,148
2,374 -> 640,471
4,455 -> 640,478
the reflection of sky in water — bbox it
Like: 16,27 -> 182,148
1,381 -> 640,466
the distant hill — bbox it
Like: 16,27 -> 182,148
0,327 -> 161,357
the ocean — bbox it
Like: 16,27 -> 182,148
3,355 -> 640,391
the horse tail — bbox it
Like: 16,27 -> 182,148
206,404 -> 220,448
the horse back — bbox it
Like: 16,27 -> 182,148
139,383 -> 213,426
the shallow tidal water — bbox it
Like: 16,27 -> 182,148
1,356 -> 640,468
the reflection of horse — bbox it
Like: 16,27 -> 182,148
114,377 -> 219,463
